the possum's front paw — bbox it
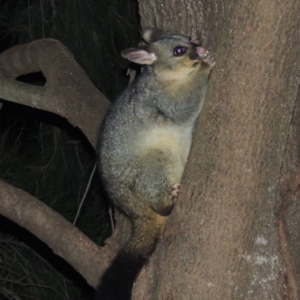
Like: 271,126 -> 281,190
202,52 -> 216,69
169,183 -> 181,201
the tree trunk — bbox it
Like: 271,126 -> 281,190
1,1 -> 300,298
136,0 -> 300,299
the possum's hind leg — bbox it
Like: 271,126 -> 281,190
134,148 -> 184,216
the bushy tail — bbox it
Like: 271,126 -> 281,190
96,209 -> 167,300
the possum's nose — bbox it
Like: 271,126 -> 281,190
196,47 -> 207,57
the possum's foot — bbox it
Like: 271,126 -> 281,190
170,183 -> 181,201
202,53 -> 216,69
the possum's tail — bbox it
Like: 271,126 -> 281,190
96,209 -> 167,300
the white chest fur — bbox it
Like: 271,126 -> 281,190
137,123 -> 194,165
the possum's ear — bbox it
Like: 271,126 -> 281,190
141,28 -> 165,44
121,48 -> 157,65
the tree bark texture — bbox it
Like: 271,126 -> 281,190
279,85 -> 300,300
136,0 -> 300,299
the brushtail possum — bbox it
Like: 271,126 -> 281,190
97,27 -> 215,299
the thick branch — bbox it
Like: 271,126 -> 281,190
0,179 -> 132,288
0,39 -> 110,147
0,39 -> 136,288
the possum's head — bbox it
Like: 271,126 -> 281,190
121,28 -> 210,81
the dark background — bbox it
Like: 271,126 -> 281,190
0,1 -> 139,299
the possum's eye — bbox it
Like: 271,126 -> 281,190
173,46 -> 186,56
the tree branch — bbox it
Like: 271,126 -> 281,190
0,39 -> 110,147
0,39 -> 136,288
0,179 -> 133,288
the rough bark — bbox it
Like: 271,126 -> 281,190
279,85 -> 300,298
0,39 -> 110,147
135,0 -> 300,299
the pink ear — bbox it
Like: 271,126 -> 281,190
121,48 -> 157,65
